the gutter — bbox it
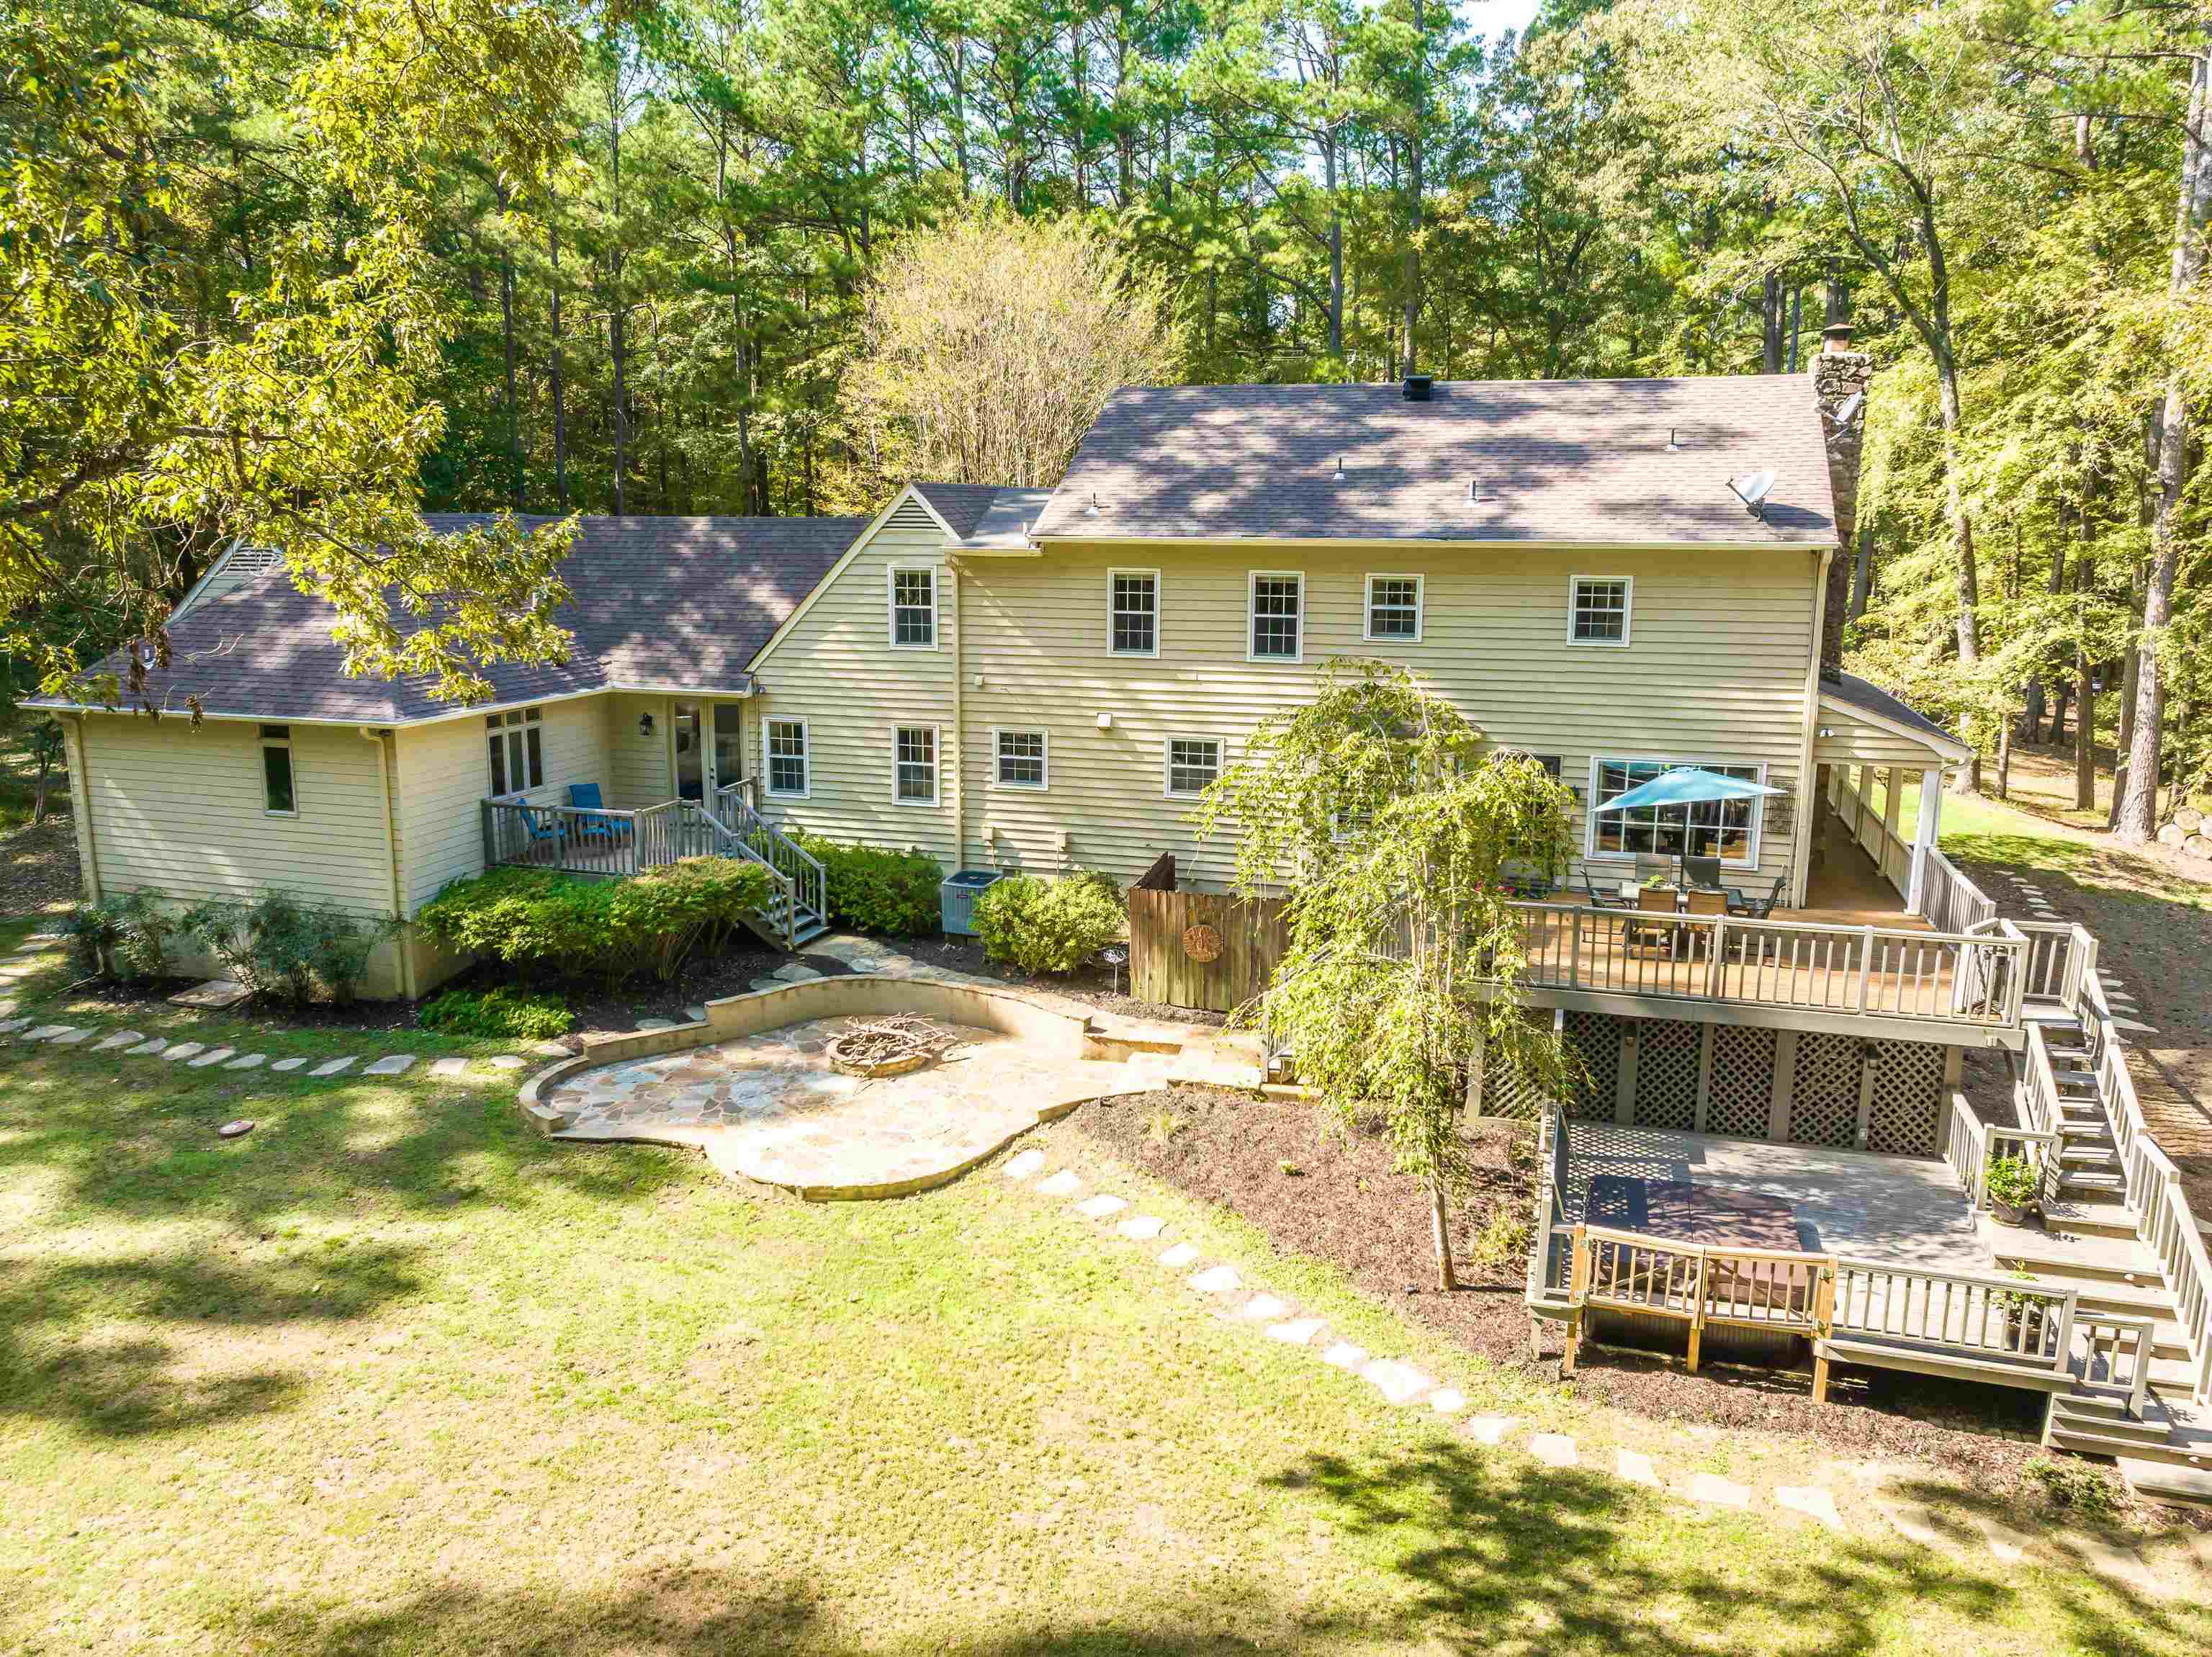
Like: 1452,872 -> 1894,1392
359,726 -> 415,999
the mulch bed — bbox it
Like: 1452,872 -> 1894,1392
1070,1087 -> 2085,1498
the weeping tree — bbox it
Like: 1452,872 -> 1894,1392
1195,661 -> 1581,1288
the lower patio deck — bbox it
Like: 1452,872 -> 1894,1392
1558,1123 -> 1987,1277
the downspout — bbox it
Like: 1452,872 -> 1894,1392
1791,548 -> 1835,908
948,558 -> 966,870
359,726 -> 414,999
65,714 -> 101,902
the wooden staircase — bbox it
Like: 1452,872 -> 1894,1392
1993,1002 -> 2212,1509
688,795 -> 830,951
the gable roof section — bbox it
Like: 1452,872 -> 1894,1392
1820,671 -> 1970,763
909,482 -> 1005,540
34,513 -> 866,724
1030,376 -> 1838,547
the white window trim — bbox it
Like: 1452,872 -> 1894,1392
1247,570 -> 1305,663
1363,572 -> 1426,644
886,564 -> 940,650
1583,755 -> 1766,871
1568,574 -> 1634,648
1107,567 -> 1161,657
990,727 -> 1051,791
485,706 -> 545,799
259,725 -> 297,818
891,723 -> 943,807
762,716 -> 811,801
1162,734 -> 1226,800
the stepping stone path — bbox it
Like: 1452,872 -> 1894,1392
1617,1449 -> 1662,1488
225,1054 -> 266,1072
0,1018 -> 28,1036
160,1043 -> 206,1063
487,1056 -> 527,1071
92,1030 -> 143,1052
126,1038 -> 169,1056
50,1028 -> 91,1046
1465,1417 -> 1519,1446
1157,1242 -> 1200,1269
1428,1388 -> 1467,1415
27,1025 -> 76,1043
1115,1215 -> 1165,1241
1241,1294 -> 1290,1321
363,1055 -> 415,1076
271,1058 -> 308,1073
1074,1194 -> 1128,1220
1187,1266 -> 1242,1294
187,1046 -> 237,1068
1362,1360 -> 1436,1406
1776,1486 -> 1846,1533
1687,1472 -> 1750,1510
1265,1319 -> 1323,1347
1529,1432 -> 1579,1469
1320,1342 -> 1368,1372
1036,1170 -> 1083,1198
431,1057 -> 471,1078
310,1057 -> 355,1077
1002,1150 -> 1046,1180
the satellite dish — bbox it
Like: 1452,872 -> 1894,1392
1834,390 -> 1865,427
1727,469 -> 1776,519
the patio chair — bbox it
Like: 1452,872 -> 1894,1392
1581,868 -> 1632,910
1624,886 -> 1686,958
1683,855 -> 1725,892
519,806 -> 565,863
1682,887 -> 1727,956
1725,875 -> 1787,920
566,781 -> 625,843
1633,854 -> 1678,889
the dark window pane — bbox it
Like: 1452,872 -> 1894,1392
526,725 -> 545,789
264,745 -> 295,813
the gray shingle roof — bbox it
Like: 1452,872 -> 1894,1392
37,513 -> 865,724
909,482 -> 1007,539
1029,377 -> 1839,545
1822,670 -> 1969,758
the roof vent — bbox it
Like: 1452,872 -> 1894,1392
1467,473 -> 1482,503
1403,374 -> 1434,402
1666,427 -> 1681,452
1333,455 -> 1345,484
1083,490 -> 1101,518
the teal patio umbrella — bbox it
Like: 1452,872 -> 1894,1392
1592,767 -> 1783,814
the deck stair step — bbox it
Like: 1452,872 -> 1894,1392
2059,1144 -> 2118,1169
2058,1169 -> 2127,1196
2068,1281 -> 2180,1320
2037,1200 -> 2144,1238
2116,1457 -> 2212,1511
2049,1398 -> 2171,1448
2055,1119 -> 2113,1144
2051,1066 -> 2100,1090
1982,1223 -> 2163,1286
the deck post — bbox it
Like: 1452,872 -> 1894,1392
1906,766 -> 1941,915
1686,1252 -> 1708,1373
1562,1229 -> 1589,1375
1811,1266 -> 1838,1404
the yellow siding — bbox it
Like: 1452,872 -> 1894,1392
954,543 -> 1822,891
752,503 -> 959,862
1813,707 -> 1951,770
77,714 -> 397,913
393,693 -> 613,911
606,693 -> 673,807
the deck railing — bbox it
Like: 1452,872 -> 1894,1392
1562,1224 -> 1833,1378
1831,1259 -> 2074,1372
1502,903 -> 2026,1029
1525,1104 -> 1575,1309
2075,968 -> 2212,1404
1920,848 -> 1998,935
716,783 -> 827,929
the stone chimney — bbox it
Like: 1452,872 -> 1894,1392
1813,321 -> 1873,679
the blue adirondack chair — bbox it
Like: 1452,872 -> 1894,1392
566,782 -> 624,843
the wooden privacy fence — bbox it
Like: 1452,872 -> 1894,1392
1128,887 -> 1290,1012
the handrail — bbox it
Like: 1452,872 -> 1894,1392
682,797 -> 801,948
1944,1087 -> 1991,1207
2074,1312 -> 2159,1419
1831,1256 -> 2075,1373
716,781 -> 827,930
2016,1022 -> 2072,1211
1499,900 -> 2026,1028
2075,969 -> 2212,1404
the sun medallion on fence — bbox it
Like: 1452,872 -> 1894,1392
1182,924 -> 1222,963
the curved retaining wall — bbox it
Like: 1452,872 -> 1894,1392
518,973 -> 1093,1134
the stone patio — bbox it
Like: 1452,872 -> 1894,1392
544,1016 -> 1144,1198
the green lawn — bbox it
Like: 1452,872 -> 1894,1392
1,1035 -> 2206,1654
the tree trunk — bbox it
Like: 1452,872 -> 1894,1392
1323,129 -> 1344,358
1429,1172 -> 1457,1291
2120,42 -> 2212,843
498,243 -> 522,510
1761,269 -> 1784,374
1996,706 -> 2013,801
1933,351 -> 1983,794
2077,506 -> 2097,811
547,218 -> 567,513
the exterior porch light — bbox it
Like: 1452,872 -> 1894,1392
638,712 -> 655,737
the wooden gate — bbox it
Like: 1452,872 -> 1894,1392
1128,887 -> 1290,1012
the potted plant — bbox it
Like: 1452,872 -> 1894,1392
1993,1270 -> 2051,1355
1984,1153 -> 2039,1227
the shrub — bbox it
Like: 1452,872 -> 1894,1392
972,869 -> 1123,974
418,985 -> 574,1039
2022,1456 -> 2120,1519
420,857 -> 773,982
1984,1153 -> 2039,1210
788,833 -> 944,935
60,889 -> 176,982
179,892 -> 391,1004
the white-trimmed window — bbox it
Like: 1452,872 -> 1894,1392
1248,571 -> 1303,661
260,724 -> 297,816
1569,576 -> 1632,646
1588,758 -> 1763,866
994,728 -> 1048,789
485,707 -> 544,796
894,725 -> 940,805
1164,736 -> 1223,799
1109,569 -> 1159,656
1364,574 -> 1424,642
764,718 -> 809,799
889,566 -> 938,648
